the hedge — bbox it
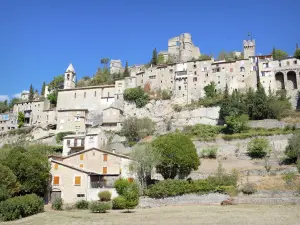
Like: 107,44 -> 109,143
0,194 -> 44,221
145,175 -> 237,199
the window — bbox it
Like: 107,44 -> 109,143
279,62 -> 282,67
287,61 -> 290,66
77,194 -> 85,197
74,176 -> 81,186
193,64 -> 197,69
103,154 -> 108,162
84,92 -> 86,98
74,93 -> 76,98
79,164 -> 84,168
178,86 -> 181,90
193,77 -> 197,82
54,163 -> 58,170
80,153 -> 84,160
108,92 -> 110,97
67,140 -> 70,146
53,176 -> 60,185
103,167 -> 107,174
67,74 -> 70,80
240,67 -> 245,72
294,60 -> 297,65
194,71 -> 197,75
94,91 -> 96,97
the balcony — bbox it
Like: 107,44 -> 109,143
67,139 -> 85,148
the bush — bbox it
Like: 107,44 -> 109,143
241,183 -> 257,195
124,87 -> 149,108
56,132 -> 75,143
89,201 -> 111,213
98,191 -> 111,202
283,172 -> 297,185
200,147 -> 218,159
112,196 -> 126,209
183,124 -> 221,141
114,178 -> 131,195
247,137 -> 271,159
224,114 -> 249,134
285,131 -> 300,162
0,194 -> 44,221
123,182 -> 140,210
162,90 -> 171,100
51,197 -> 63,211
173,104 -> 183,112
75,200 -> 89,209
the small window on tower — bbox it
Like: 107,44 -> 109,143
67,74 -> 70,80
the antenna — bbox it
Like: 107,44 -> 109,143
248,32 -> 253,41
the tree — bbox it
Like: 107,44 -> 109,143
120,117 -> 155,143
219,83 -> 232,120
29,84 -> 34,101
130,143 -> 160,190
272,47 -> 288,60
224,114 -> 249,134
100,58 -> 110,69
17,112 -> 25,128
0,164 -> 20,201
1,146 -> 50,197
47,91 -> 58,106
152,133 -> 200,179
251,83 -> 270,120
123,87 -> 149,108
48,75 -> 64,91
0,102 -> 9,113
157,54 -> 165,64
294,49 -> 300,59
247,138 -> 271,159
123,61 -> 130,77
285,132 -> 300,163
204,82 -> 217,98
150,48 -> 158,65
41,82 -> 46,96
199,54 -> 212,60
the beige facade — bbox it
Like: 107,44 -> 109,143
49,148 -> 133,203
0,113 -> 17,132
57,109 -> 87,134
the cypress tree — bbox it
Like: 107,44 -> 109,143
28,84 -> 34,101
41,82 -> 46,96
150,48 -> 158,65
123,61 -> 130,77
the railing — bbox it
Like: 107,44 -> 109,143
90,181 -> 113,189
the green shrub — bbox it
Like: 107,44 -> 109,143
123,182 -> 140,210
75,200 -> 89,209
98,191 -> 111,202
247,137 -> 271,159
124,87 -> 149,108
112,196 -> 126,209
285,132 -> 300,163
89,201 -> 111,213
56,132 -> 75,143
222,129 -> 292,140
173,104 -> 182,112
241,183 -> 257,195
114,178 -> 131,195
0,194 -> 44,221
283,172 -> 297,185
200,147 -> 218,159
224,114 -> 249,134
51,197 -> 63,211
162,90 -> 171,100
182,124 -> 221,141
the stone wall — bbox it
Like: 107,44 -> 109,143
123,100 -> 220,133
249,119 -> 300,129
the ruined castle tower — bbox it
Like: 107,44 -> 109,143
243,39 -> 256,59
64,63 -> 76,89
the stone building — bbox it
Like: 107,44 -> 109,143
0,113 -> 17,132
110,60 -> 124,74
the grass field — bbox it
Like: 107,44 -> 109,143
3,204 -> 300,225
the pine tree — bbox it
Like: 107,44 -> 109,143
41,82 -> 46,96
29,84 -> 34,101
123,61 -> 130,77
252,83 -> 270,120
150,48 -> 158,65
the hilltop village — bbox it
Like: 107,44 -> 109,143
1,33 -> 300,206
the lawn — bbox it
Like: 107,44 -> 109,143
3,204 -> 300,225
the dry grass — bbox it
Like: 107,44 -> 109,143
256,175 -> 300,191
3,204 -> 300,225
282,110 -> 300,123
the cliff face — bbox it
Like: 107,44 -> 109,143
123,100 -> 220,133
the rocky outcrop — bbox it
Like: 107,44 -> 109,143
123,100 -> 220,133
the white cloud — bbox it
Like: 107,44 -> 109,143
0,95 -> 9,102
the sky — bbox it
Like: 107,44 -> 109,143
0,0 -> 299,101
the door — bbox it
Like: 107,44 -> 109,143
50,190 -> 61,203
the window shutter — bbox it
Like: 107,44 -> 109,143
80,154 -> 84,160
53,176 -> 60,185
75,176 -> 81,186
79,164 -> 84,168
103,167 -> 107,174
54,163 -> 58,170
103,154 -> 108,162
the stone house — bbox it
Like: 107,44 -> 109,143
49,148 -> 133,203
102,106 -> 124,131
0,113 -> 17,132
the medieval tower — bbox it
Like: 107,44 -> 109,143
64,63 -> 76,89
243,39 -> 256,59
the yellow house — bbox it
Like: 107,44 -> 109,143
49,147 -> 133,203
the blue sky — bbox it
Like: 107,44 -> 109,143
0,0 -> 299,101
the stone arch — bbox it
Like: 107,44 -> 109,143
287,71 -> 297,89
275,72 -> 285,90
